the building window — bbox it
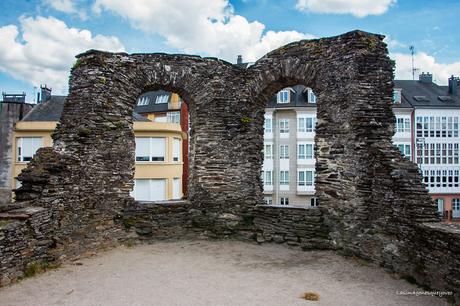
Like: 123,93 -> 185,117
131,179 -> 166,201
280,197 -> 289,205
264,118 -> 272,133
173,138 -> 181,162
298,117 -> 316,133
395,117 -> 410,133
17,137 -> 43,162
137,96 -> 150,106
154,115 -> 167,123
310,198 -> 319,207
422,169 -> 459,189
279,119 -> 289,134
395,144 -> 411,158
280,171 -> 289,185
434,198 -> 444,214
393,90 -> 401,104
453,198 -> 460,218
279,145 -> 289,159
264,197 -> 272,205
264,144 -> 273,159
172,178 -> 181,199
298,170 -> 314,186
308,89 -> 316,104
262,171 -> 273,185
167,111 -> 180,123
277,90 -> 290,103
416,116 -> 458,138
135,137 -> 165,162
298,143 -> 313,159
416,143 -> 459,165
155,95 -> 169,104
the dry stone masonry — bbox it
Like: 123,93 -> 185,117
1,30 -> 459,303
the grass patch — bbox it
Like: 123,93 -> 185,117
301,291 -> 320,301
24,261 -> 60,278
124,240 -> 135,248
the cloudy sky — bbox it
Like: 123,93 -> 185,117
1,0 -> 459,102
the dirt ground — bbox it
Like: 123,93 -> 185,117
0,240 -> 450,306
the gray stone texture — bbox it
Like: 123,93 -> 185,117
2,30 -> 459,303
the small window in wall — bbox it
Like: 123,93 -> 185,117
298,170 -> 314,186
279,119 -> 289,134
155,95 -> 169,104
264,118 -> 272,133
132,179 -> 166,201
172,178 -> 181,199
310,198 -> 319,207
279,145 -> 289,159
277,90 -> 290,103
393,90 -> 401,104
17,137 -> 43,162
297,117 -> 316,133
308,89 -> 316,103
262,171 -> 273,185
155,116 -> 168,123
298,143 -> 313,159
395,144 -> 411,158
264,144 -> 273,159
280,171 -> 289,185
280,197 -> 289,205
167,111 -> 180,123
434,198 -> 444,214
135,137 -> 165,162
395,117 -> 410,133
264,196 -> 272,205
173,138 -> 181,162
137,97 -> 150,106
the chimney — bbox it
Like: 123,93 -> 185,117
448,75 -> 458,95
40,85 -> 52,103
419,72 -> 433,84
237,55 -> 243,65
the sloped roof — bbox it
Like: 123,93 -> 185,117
266,85 -> 315,108
134,90 -> 173,114
22,96 -> 150,122
394,80 -> 460,109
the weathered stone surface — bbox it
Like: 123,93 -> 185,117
3,30 -> 459,304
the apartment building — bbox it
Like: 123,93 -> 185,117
263,73 -> 460,220
11,91 -> 187,202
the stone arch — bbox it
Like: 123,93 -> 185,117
16,30 -> 437,241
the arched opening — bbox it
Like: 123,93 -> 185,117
129,89 -> 190,203
261,85 -> 319,208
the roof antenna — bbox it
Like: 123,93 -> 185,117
409,45 -> 419,80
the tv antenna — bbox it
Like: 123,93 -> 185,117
409,46 -> 419,80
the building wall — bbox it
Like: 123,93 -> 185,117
11,121 -> 185,201
0,102 -> 33,204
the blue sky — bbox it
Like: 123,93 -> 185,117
0,0 -> 459,102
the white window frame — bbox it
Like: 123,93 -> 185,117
264,117 -> 273,134
280,170 -> 289,185
172,178 -> 181,199
297,117 -> 316,133
277,90 -> 290,104
172,138 -> 181,162
262,171 -> 273,186
308,89 -> 316,104
135,137 -> 166,162
279,119 -> 289,134
155,95 -> 169,104
264,144 -> 273,159
279,145 -> 289,159
137,96 -> 150,106
17,137 -> 43,162
395,117 -> 410,133
264,196 -> 273,205
393,89 -> 402,104
298,143 -> 314,159
298,170 -> 314,186
167,111 -> 180,123
131,179 -> 167,202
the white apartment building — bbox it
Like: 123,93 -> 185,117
263,74 -> 460,220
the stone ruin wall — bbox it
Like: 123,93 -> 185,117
0,30 -> 459,303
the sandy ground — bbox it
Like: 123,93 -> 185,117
0,240 -> 450,306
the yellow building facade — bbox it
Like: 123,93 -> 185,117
12,121 -> 186,202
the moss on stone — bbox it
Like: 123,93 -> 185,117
122,217 -> 136,229
72,59 -> 84,70
77,127 -> 92,137
0,220 -> 12,228
24,261 -> 59,278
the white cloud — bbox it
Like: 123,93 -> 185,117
0,16 -> 125,93
44,0 -> 87,20
92,0 -> 314,62
392,52 -> 460,84
295,0 -> 396,18
384,35 -> 406,49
